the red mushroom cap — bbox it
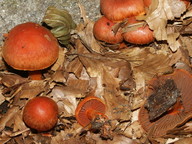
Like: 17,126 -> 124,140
23,96 -> 58,132
2,22 -> 59,71
100,0 -> 145,21
75,96 -> 106,127
123,17 -> 154,45
93,16 -> 123,44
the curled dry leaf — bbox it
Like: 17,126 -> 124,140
143,0 -> 189,51
0,73 -> 48,105
1,74 -> 27,88
77,4 -> 102,53
145,0 -> 174,40
168,0 -> 188,18
51,67 -> 67,84
65,39 -> 90,78
66,57 -> 84,78
51,47 -> 66,72
13,113 -> 26,132
13,113 -> 29,137
166,26 -> 181,52
78,20 -> 102,53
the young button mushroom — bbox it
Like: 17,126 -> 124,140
23,96 -> 58,132
93,16 -> 123,44
100,0 -> 145,21
75,96 -> 107,127
2,22 -> 59,80
139,69 -> 192,138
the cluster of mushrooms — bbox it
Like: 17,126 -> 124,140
2,22 -> 60,131
1,0 -> 192,143
1,9 -> 108,133
93,0 -> 155,46
93,0 -> 190,47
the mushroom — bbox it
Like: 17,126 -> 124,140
93,16 -> 123,44
2,22 -> 59,80
100,0 -> 145,21
23,96 -> 58,132
123,17 -> 154,45
75,96 -> 107,127
139,69 -> 192,138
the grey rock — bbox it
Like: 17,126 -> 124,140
0,0 -> 101,43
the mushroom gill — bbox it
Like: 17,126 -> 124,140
75,96 -> 107,127
139,69 -> 192,138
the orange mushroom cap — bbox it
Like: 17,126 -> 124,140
2,22 -> 59,71
93,16 -> 123,44
100,0 -> 145,21
75,96 -> 106,127
139,69 -> 192,138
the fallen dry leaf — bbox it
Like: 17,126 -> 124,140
142,0 -> 190,52
0,106 -> 20,131
51,86 -> 78,117
175,137 -> 192,144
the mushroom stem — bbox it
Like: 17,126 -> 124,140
28,71 -> 42,80
87,110 -> 107,121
